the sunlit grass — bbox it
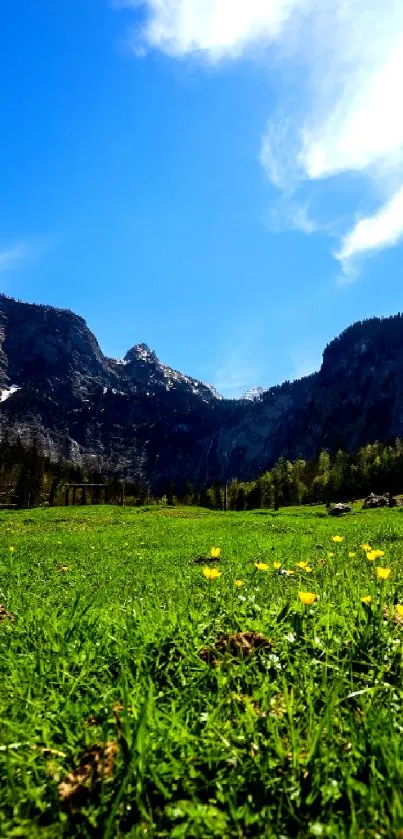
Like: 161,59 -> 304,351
1,503 -> 403,837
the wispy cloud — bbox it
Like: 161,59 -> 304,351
0,237 -> 52,275
268,199 -> 323,235
0,242 -> 31,273
336,185 -> 403,267
118,0 -> 403,277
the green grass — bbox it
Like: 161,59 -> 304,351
1,504 -> 403,838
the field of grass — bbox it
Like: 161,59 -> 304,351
1,503 -> 403,838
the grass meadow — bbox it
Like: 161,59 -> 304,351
1,503 -> 403,838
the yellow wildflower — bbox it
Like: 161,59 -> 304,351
361,543 -> 372,552
361,595 -> 372,605
273,562 -> 281,569
332,536 -> 344,543
368,549 -> 385,561
298,591 -> 317,606
296,562 -> 313,572
375,567 -> 391,581
367,550 -> 385,562
210,546 -> 221,559
395,605 -> 403,618
255,562 -> 269,571
234,579 -> 244,587
284,570 -> 295,576
348,552 -> 356,558
9,546 -> 15,553
203,567 -> 221,581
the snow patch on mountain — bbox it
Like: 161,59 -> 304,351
0,385 -> 20,402
204,383 -> 223,401
241,387 -> 265,402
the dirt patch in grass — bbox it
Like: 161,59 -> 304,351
0,605 -> 15,623
384,606 -> 403,626
192,555 -> 220,564
200,631 -> 273,665
59,741 -> 118,810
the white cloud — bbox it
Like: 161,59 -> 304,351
126,0 -> 314,59
0,242 -> 31,273
300,28 -> 403,182
120,0 -> 403,274
261,1 -> 403,271
336,185 -> 403,265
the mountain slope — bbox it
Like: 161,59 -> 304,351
0,294 -> 402,489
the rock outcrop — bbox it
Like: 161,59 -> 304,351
328,503 -> 352,516
362,493 -> 392,509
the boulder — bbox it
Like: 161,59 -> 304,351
328,503 -> 352,516
362,492 -> 393,509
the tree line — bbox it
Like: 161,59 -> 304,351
200,440 -> 403,511
0,437 -> 149,508
0,435 -> 402,510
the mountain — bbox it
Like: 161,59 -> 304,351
241,387 -> 265,402
0,293 -> 402,490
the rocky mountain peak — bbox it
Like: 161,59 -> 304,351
124,343 -> 159,365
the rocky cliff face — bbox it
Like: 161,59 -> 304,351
0,293 -> 402,489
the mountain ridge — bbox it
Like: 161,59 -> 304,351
0,293 -> 402,490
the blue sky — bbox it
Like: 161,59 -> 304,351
1,0 -> 403,397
